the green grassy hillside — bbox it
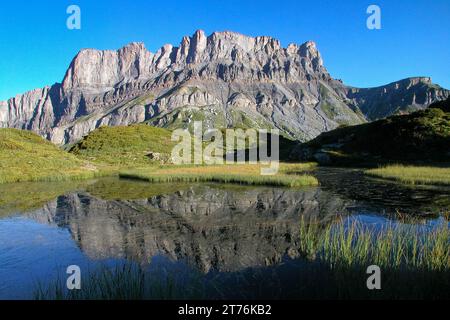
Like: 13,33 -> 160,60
69,124 -> 175,167
0,128 -> 97,183
296,98 -> 450,166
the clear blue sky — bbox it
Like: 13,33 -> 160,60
0,0 -> 449,101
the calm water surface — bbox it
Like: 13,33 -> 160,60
0,168 -> 448,299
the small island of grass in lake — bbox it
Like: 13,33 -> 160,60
366,165 -> 450,186
120,163 -> 318,187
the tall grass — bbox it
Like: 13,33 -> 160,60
299,218 -> 449,271
33,219 -> 450,300
119,163 -> 319,187
366,164 -> 450,185
34,263 -> 207,300
295,218 -> 450,299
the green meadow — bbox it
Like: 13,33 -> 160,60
0,125 -> 320,187
1,107 -> 450,189
0,128 -> 99,184
69,124 -> 175,167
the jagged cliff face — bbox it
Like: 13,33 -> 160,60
346,77 -> 449,120
0,30 -> 448,144
27,185 -> 348,273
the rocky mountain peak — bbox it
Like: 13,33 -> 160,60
299,41 -> 324,71
1,30 -> 448,145
401,77 -> 432,86
174,30 -> 207,64
62,42 -> 153,91
61,30 -> 332,93
299,41 -> 320,59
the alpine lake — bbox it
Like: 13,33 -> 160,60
0,167 -> 448,299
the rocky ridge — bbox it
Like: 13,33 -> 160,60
0,30 -> 448,145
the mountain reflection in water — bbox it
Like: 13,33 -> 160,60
25,181 -> 348,273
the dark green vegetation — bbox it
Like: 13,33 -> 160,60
34,218 -> 450,300
298,218 -> 449,271
227,131 -> 299,162
296,97 -> 450,166
0,128 -> 99,183
0,123 -> 310,186
425,96 -> 450,113
69,124 -> 174,167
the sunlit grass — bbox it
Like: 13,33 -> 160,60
0,126 -> 173,184
0,128 -> 101,184
366,164 -> 450,186
0,125 -> 316,186
119,163 -> 318,187
69,124 -> 174,166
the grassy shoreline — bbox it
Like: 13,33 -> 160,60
0,159 -> 319,187
120,163 -> 319,188
366,164 -> 450,186
1,126 -> 319,187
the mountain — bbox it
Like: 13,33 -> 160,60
292,97 -> 450,165
0,30 -> 448,145
346,77 -> 448,120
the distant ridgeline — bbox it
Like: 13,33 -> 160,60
292,97 -> 450,166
